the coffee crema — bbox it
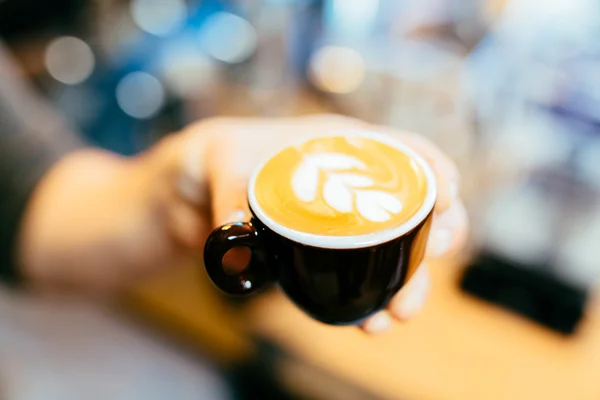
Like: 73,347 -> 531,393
253,136 -> 428,236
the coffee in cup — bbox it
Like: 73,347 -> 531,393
253,135 -> 429,236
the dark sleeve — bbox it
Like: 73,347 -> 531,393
0,42 -> 85,283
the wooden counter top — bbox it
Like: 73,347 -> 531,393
126,257 -> 600,400
244,260 -> 600,400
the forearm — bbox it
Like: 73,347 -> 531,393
0,41 -> 85,283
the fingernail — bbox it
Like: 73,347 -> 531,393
363,312 -> 392,334
426,228 -> 452,257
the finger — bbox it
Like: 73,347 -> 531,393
209,173 -> 251,227
361,310 -> 393,334
388,264 -> 430,321
398,134 -> 459,214
403,136 -> 459,214
426,201 -> 469,258
210,113 -> 365,132
395,132 -> 460,184
205,114 -> 367,169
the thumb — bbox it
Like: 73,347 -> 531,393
209,175 -> 251,228
203,136 -> 252,228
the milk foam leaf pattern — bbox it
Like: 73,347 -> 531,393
291,152 -> 405,223
323,178 -> 353,213
355,190 -> 403,223
291,153 -> 366,202
292,161 -> 319,202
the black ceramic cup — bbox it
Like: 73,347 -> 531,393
203,133 -> 437,325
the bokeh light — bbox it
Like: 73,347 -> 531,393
309,46 -> 365,94
556,213 -> 600,286
161,45 -> 217,99
44,36 -> 95,85
331,0 -> 379,27
484,186 -> 556,265
115,71 -> 165,119
198,12 -> 257,64
326,0 -> 379,40
130,0 -> 187,37
575,140 -> 600,188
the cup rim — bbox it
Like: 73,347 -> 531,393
247,129 -> 438,249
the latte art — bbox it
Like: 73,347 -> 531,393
253,136 -> 428,236
291,153 -> 403,222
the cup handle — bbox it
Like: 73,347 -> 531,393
203,221 -> 273,296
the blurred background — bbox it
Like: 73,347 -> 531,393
1,0 -> 600,399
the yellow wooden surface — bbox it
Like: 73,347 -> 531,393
125,256 -> 600,400
124,263 -> 255,366
244,260 -> 600,400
